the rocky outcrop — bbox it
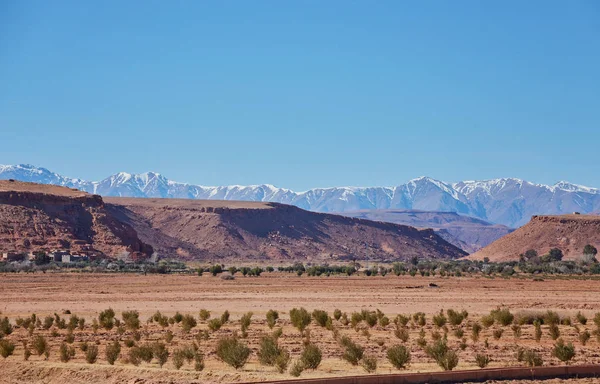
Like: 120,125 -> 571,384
0,181 -> 152,257
106,197 -> 467,262
469,214 -> 600,261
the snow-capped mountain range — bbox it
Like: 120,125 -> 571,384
1,164 -> 599,227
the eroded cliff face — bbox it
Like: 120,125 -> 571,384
0,182 -> 152,257
106,197 -> 467,262
470,214 -> 600,261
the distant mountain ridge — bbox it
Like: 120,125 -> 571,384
337,210 -> 513,253
1,164 -> 599,227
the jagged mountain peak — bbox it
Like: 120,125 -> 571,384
1,164 -> 599,227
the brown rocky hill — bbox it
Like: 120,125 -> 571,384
0,180 -> 152,257
337,209 -> 513,253
469,214 -> 600,261
105,197 -> 467,262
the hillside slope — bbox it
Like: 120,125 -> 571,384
105,197 -> 467,262
338,210 -> 513,253
0,180 -> 152,257
470,214 -> 600,261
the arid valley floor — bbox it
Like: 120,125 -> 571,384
2,273 -> 600,383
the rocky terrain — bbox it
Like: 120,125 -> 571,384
2,164 -> 600,227
0,180 -> 152,257
470,214 -> 600,261
337,209 -> 513,253
105,197 -> 467,262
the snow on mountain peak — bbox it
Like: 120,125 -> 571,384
1,164 -> 600,227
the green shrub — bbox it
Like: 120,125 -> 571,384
363,311 -> 378,327
339,336 -> 364,365
290,360 -> 305,377
312,310 -> 329,327
396,314 -> 410,327
122,310 -> 140,330
522,349 -> 543,366
208,318 -> 222,331
300,343 -> 322,370
432,312 -> 447,328
395,326 -> 409,342
59,342 -> 75,362
481,315 -> 494,328
362,354 -> 377,373
491,308 -> 514,326
152,311 -> 169,327
379,316 -> 390,327
194,350 -> 205,371
579,330 -> 591,345
333,309 -> 342,321
447,309 -> 468,326
0,339 -> 15,358
85,344 -> 98,364
275,349 -> 290,373
105,340 -> 121,365
220,310 -> 230,324
475,353 -> 491,368
172,349 -> 185,370
471,322 -> 482,342
493,328 -> 504,340
575,312 -> 587,325
133,330 -> 141,341
165,330 -> 174,343
23,346 -> 31,361
549,323 -> 560,340
181,314 -> 197,333
32,335 -> 48,355
387,344 -> 411,369
173,312 -> 183,323
99,308 -> 116,330
413,312 -> 426,327
553,339 -> 575,364
511,324 -> 522,338
272,327 -> 283,339
266,310 -> 279,329
290,308 -> 312,334
65,330 -> 75,344
199,309 -> 211,321
215,336 -> 251,369
210,264 -> 223,276
438,349 -> 459,371
240,312 -> 253,336
153,342 -> 169,367
258,335 -> 284,366
43,316 -> 54,330
425,339 -> 459,371
544,311 -> 560,326
350,312 -> 363,328
453,328 -> 464,338
124,339 -> 135,348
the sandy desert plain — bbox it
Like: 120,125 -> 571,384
1,272 -> 600,384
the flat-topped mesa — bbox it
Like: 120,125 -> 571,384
0,181 -> 152,258
469,214 -> 600,262
106,197 -> 467,262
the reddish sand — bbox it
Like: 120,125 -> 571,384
1,273 -> 599,383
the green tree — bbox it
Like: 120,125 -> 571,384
524,249 -> 538,260
546,248 -> 563,262
583,244 -> 598,256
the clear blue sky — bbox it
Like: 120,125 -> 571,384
1,1 -> 599,190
